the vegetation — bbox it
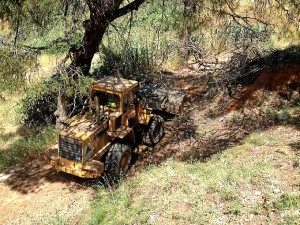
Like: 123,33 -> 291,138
273,193 -> 300,211
1,0 -> 300,126
0,126 -> 57,170
0,47 -> 36,94
0,0 -> 300,224
0,97 -> 58,170
89,131 -> 299,224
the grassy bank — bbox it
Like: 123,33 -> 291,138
90,127 -> 300,225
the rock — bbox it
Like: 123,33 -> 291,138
0,173 -> 11,182
271,179 -> 280,186
149,214 -> 159,222
277,113 -> 289,121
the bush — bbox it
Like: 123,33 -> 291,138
0,47 -> 37,93
19,76 -> 59,126
93,44 -> 158,81
20,73 -> 93,127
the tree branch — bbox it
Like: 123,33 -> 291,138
109,0 -> 146,21
22,37 -> 71,50
224,1 -> 271,27
274,0 -> 297,22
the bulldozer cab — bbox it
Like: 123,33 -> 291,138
91,91 -> 120,112
89,77 -> 138,132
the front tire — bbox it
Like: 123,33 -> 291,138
143,115 -> 164,146
105,143 -> 132,180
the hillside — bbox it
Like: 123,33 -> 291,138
0,107 -> 299,224
1,0 -> 300,224
0,66 -> 299,224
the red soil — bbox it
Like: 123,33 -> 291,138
228,64 -> 300,110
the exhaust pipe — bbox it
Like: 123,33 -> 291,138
94,96 -> 100,123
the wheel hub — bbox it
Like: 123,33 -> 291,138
120,152 -> 129,171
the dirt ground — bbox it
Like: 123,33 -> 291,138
0,161 -> 95,225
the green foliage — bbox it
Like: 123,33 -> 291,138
0,47 -> 36,92
20,73 -> 93,126
0,0 -> 87,58
0,0 -> 63,23
0,0 -> 81,35
44,42 -> 68,55
1,0 -> 296,78
263,107 -> 279,120
26,24 -> 85,55
94,44 -> 158,80
19,76 -> 60,126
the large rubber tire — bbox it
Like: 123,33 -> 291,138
143,115 -> 164,146
105,143 -> 132,180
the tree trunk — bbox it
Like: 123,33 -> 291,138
55,0 -> 146,129
55,20 -> 108,129
180,26 -> 191,61
179,0 -> 197,62
55,90 -> 71,129
70,20 -> 107,75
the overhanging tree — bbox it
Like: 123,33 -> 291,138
55,0 -> 147,128
69,0 -> 146,75
1,0 -> 300,128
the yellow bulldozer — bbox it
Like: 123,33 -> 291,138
46,76 -> 185,179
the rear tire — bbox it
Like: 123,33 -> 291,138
105,143 -> 132,181
143,115 -> 164,146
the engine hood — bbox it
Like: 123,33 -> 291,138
60,113 -> 108,141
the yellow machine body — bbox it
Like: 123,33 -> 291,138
46,77 -> 185,178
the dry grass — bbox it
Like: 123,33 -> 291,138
37,54 -> 65,79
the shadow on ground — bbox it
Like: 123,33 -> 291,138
0,159 -> 98,194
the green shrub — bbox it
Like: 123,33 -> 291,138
93,44 -> 158,81
20,73 -> 93,126
19,76 -> 59,126
0,47 -> 37,93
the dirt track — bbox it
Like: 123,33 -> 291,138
0,161 -> 95,225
